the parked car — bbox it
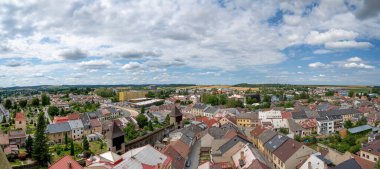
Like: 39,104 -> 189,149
185,160 -> 191,167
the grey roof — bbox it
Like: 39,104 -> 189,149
315,155 -> 332,165
68,119 -> 84,129
204,106 -> 218,114
88,111 -> 99,119
316,115 -> 342,121
292,111 -> 308,119
193,103 -> 208,110
305,110 -> 320,118
317,102 -> 330,111
46,122 -> 71,134
333,159 -> 361,169
236,112 -> 258,120
264,134 -> 288,153
80,113 -> 91,129
288,119 -> 303,132
219,135 -> 251,154
348,125 -> 373,134
258,129 -> 277,144
318,109 -> 361,117
208,123 -> 242,139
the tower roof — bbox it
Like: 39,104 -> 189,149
170,106 -> 182,117
107,121 -> 124,139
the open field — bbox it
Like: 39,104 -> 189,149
178,85 -> 259,91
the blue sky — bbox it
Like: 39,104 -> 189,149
0,0 -> 380,87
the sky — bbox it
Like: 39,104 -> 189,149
0,0 -> 380,87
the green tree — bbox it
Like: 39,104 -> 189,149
19,100 -> 28,108
349,91 -> 354,97
344,120 -> 353,129
4,99 -> 12,109
64,132 -> 68,146
140,106 -> 145,114
25,135 -> 34,157
148,121 -> 154,131
356,117 -> 367,126
164,114 -> 170,126
41,93 -> 50,106
83,137 -> 89,151
47,106 -> 59,117
124,123 -> 138,141
32,113 -> 50,166
31,98 -> 40,107
376,158 -> 380,169
70,140 -> 75,156
136,114 -> 148,128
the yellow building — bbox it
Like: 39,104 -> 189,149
236,113 -> 258,127
119,90 -> 148,101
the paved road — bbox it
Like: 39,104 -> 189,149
110,105 -> 139,117
185,140 -> 201,169
41,108 -> 52,124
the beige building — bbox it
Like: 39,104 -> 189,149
359,139 -> 380,163
15,112 -> 26,131
45,122 -> 72,144
272,139 -> 316,169
119,90 -> 148,101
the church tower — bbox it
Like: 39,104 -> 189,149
169,106 -> 183,129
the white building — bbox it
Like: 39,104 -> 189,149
316,117 -> 335,134
258,110 -> 282,120
299,152 -> 332,169
68,119 -> 84,140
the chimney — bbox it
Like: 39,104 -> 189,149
240,151 -> 245,160
292,143 -> 295,148
67,162 -> 72,169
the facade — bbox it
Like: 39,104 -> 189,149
118,90 -> 148,101
316,115 -> 342,134
298,152 -> 332,169
359,139 -> 380,163
8,130 -> 26,146
68,119 -> 84,140
272,139 -> 316,169
15,112 -> 26,131
236,112 -> 258,127
46,122 -> 72,144
106,121 -> 125,154
170,106 -> 183,129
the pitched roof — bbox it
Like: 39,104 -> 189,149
53,116 -> 69,124
219,135 -> 251,154
288,119 -> 303,132
236,112 -> 258,120
161,145 -> 185,169
273,139 -> 303,162
361,139 -> 380,156
193,103 -> 208,110
264,134 -> 288,152
99,151 -> 122,163
170,106 -> 182,117
353,155 -> 375,169
46,122 -> 71,134
68,119 -> 84,129
291,111 -> 308,119
333,158 -> 362,169
258,129 -> 276,144
250,126 -> 266,138
168,140 -> 189,159
90,119 -> 101,127
281,112 -> 292,119
195,116 -> 217,128
49,155 -> 83,169
317,109 -> 361,117
122,144 -> 171,167
348,125 -> 372,134
15,112 -> 25,121
107,121 -> 124,139
204,106 -> 219,114
246,159 -> 270,169
68,113 -> 80,120
0,133 -> 9,145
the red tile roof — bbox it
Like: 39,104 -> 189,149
247,159 -> 270,169
195,116 -> 217,128
53,116 -> 69,124
90,119 -> 101,127
161,145 -> 185,169
281,112 -> 292,119
250,126 -> 266,137
299,119 -> 317,129
68,113 -> 80,120
15,112 -> 25,121
49,155 -> 83,169
353,155 -> 375,169
273,139 -> 303,162
169,140 -> 190,159
361,139 -> 380,157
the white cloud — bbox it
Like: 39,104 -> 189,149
78,60 -> 112,69
305,29 -> 358,45
347,57 -> 362,62
56,49 -> 88,60
343,62 -> 374,69
313,49 -> 333,54
308,62 -> 332,69
122,62 -> 143,70
325,41 -> 373,49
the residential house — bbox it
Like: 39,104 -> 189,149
219,115 -> 237,126
49,155 -> 83,169
162,144 -> 186,169
359,139 -> 380,163
90,119 -> 102,134
263,134 -> 288,162
15,112 -> 26,131
318,109 -> 361,122
272,139 -> 316,169
287,119 -> 303,138
299,119 -> 317,136
204,106 -> 219,118
231,143 -> 258,169
316,115 -> 342,134
68,119 -> 84,140
121,145 -> 172,168
291,111 -> 308,123
236,112 -> 258,127
334,156 -> 375,169
249,126 -> 266,147
46,122 -> 72,144
8,129 -> 26,147
257,129 -> 277,154
297,152 -> 333,169
0,133 -> 9,148
190,103 -> 208,116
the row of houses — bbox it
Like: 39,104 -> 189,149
46,108 -> 127,143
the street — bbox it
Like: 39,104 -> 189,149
185,140 -> 201,169
41,108 -> 52,124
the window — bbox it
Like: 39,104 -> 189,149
367,155 -> 369,159
375,158 -> 378,161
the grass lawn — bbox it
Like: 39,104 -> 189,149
89,140 -> 108,155
49,141 -> 84,163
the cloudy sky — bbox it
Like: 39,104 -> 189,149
0,0 -> 380,87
